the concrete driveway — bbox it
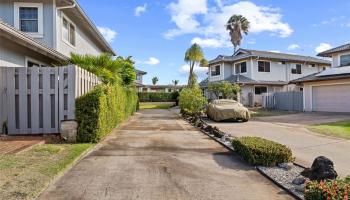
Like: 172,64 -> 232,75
39,109 -> 292,200
206,112 -> 350,177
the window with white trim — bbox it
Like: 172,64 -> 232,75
235,62 -> 247,74
14,3 -> 43,37
258,61 -> 270,72
291,64 -> 302,74
255,86 -> 267,95
211,65 -> 221,76
62,16 -> 76,46
340,54 -> 350,66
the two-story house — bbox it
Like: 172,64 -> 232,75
0,0 -> 115,68
291,43 -> 350,112
200,48 -> 331,106
135,69 -> 146,89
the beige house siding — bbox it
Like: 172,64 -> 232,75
303,79 -> 350,112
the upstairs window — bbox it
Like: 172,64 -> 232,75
211,65 -> 221,76
291,64 -> 302,74
258,61 -> 270,72
235,62 -> 247,74
14,3 -> 43,37
62,16 -> 76,46
340,54 -> 350,66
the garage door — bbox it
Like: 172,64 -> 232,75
312,84 -> 350,112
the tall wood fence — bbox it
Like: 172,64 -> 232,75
262,91 -> 303,111
0,66 -> 100,135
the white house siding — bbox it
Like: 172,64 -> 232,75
331,50 -> 350,67
303,79 -> 350,112
56,10 -> 103,57
0,0 -> 55,48
0,36 -> 53,67
208,62 -> 224,82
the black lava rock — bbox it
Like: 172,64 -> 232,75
301,156 -> 338,181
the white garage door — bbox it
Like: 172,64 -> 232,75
312,84 -> 350,112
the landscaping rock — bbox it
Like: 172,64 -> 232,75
60,120 -> 78,143
292,177 -> 306,185
212,127 -> 223,138
301,156 -> 338,181
294,183 -> 306,192
203,125 -> 213,133
278,163 -> 293,171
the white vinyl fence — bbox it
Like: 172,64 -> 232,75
0,66 -> 100,135
262,91 -> 303,111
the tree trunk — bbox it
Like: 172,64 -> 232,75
188,62 -> 195,86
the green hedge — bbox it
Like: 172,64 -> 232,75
305,177 -> 350,200
76,84 -> 138,143
138,92 -> 178,102
232,137 -> 294,166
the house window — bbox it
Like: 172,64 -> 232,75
26,57 -> 47,67
211,65 -> 220,76
235,62 -> 247,74
62,16 -> 76,46
255,86 -> 267,95
14,3 -> 43,37
258,61 -> 270,72
340,54 -> 350,66
291,64 -> 302,74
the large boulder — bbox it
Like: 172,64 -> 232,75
301,156 -> 338,181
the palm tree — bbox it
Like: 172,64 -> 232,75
226,15 -> 250,53
172,80 -> 179,86
184,43 -> 207,86
152,76 -> 159,85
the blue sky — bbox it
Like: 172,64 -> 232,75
78,0 -> 350,85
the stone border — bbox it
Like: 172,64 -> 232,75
180,114 -> 305,200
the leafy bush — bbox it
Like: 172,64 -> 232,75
305,178 -> 350,200
76,84 -> 138,143
138,92 -> 178,102
231,137 -> 294,166
208,81 -> 241,99
179,86 -> 207,116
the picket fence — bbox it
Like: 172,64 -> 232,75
0,66 -> 100,135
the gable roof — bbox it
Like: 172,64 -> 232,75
317,43 -> 350,57
58,0 -> 116,56
209,48 -> 331,66
0,20 -> 69,63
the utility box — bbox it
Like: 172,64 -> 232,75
60,120 -> 78,143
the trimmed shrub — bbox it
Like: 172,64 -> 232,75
76,84 -> 138,143
232,137 -> 294,166
305,178 -> 350,200
179,86 -> 207,116
138,92 -> 177,102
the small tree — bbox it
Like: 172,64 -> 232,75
152,77 -> 159,85
184,43 -> 208,86
208,81 -> 240,99
179,85 -> 207,116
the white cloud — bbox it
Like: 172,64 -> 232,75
97,26 -> 117,43
315,43 -> 332,53
135,3 -> 147,17
287,44 -> 300,50
179,64 -> 208,74
165,1 -> 293,47
191,37 -> 226,48
139,57 -> 160,65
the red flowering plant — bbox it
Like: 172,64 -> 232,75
305,177 -> 350,200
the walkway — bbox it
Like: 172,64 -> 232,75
39,109 -> 292,200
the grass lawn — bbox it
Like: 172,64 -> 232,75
0,143 -> 93,200
140,102 -> 174,109
249,108 -> 298,118
308,120 -> 350,139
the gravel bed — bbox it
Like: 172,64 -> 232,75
257,165 -> 305,200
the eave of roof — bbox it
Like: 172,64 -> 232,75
60,0 -> 116,56
209,48 -> 331,66
0,20 -> 69,63
317,43 -> 350,57
136,69 -> 147,75
290,72 -> 350,83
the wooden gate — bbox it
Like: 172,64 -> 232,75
0,66 -> 100,135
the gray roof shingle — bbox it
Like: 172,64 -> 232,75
290,72 -> 350,83
209,48 -> 331,65
317,43 -> 350,57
